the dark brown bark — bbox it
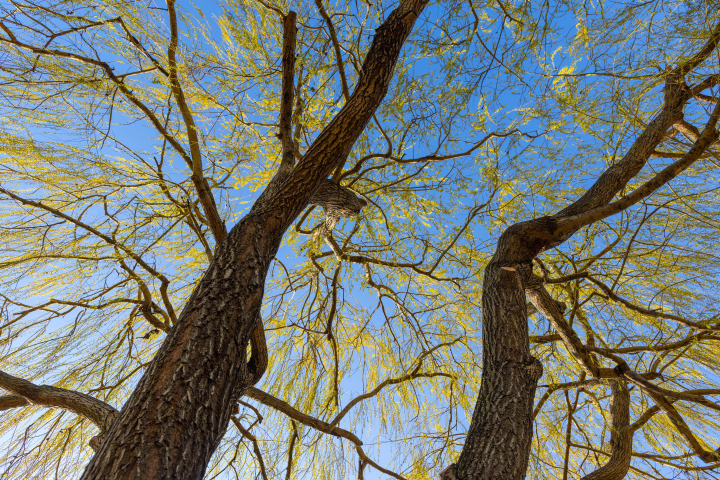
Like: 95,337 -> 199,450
580,381 -> 632,480
278,11 -> 297,177
450,24 -> 720,479
79,2 -> 428,478
453,246 -> 544,480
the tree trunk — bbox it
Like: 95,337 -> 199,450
80,1 -> 428,478
450,44 -> 720,475
453,223 -> 549,480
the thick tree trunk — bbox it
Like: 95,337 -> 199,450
453,223 -> 550,480
448,35 -> 720,475
80,2 -> 428,478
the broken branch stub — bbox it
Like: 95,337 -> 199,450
309,179 -> 367,233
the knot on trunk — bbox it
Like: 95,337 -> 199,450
88,410 -> 118,451
526,356 -> 544,380
309,179 -> 367,234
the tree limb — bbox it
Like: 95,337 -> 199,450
580,381 -> 632,480
244,387 -> 363,445
278,11 -> 297,176
0,370 -> 118,449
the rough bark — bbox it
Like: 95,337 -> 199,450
450,25 -> 720,478
310,179 -> 367,233
453,244 -> 544,480
79,2 -> 428,478
580,381 -> 632,480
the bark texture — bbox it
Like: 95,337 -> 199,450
451,26 -> 720,476
581,381 -> 632,480
79,2 -> 428,478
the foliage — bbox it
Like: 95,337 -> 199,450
0,0 -> 719,478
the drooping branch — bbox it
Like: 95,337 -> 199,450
284,421 -> 299,480
1,9 -> 227,245
0,187 -> 179,326
638,387 -> 719,464
630,389 -> 720,433
315,0 -> 350,102
244,386 -> 409,479
331,371 -> 453,427
244,387 -> 362,445
230,416 -> 269,480
584,274 -> 719,331
0,370 -> 118,450
580,381 -> 632,480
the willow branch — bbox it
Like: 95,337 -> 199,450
580,381 -> 632,480
585,274 -> 718,331
315,0 -> 350,101
231,417 -> 268,480
0,370 -> 118,436
244,387 -> 363,445
330,369 -> 452,427
278,11 -> 297,176
556,101 -> 720,238
166,0 -> 226,244
525,277 -> 600,377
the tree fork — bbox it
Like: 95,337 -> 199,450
79,1 -> 429,478
446,27 -> 720,477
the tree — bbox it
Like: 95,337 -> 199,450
446,29 -> 720,479
1,0 -> 720,479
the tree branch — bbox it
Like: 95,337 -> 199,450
580,381 -> 632,480
525,276 -> 600,377
0,370 -> 118,449
584,274 -> 718,332
166,0 -> 226,244
278,11 -> 297,176
231,416 -> 269,480
244,387 -> 363,445
556,100 -> 720,238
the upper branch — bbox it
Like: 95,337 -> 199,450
166,0 -> 226,244
556,100 -> 720,238
250,0 -> 430,227
278,11 -> 297,176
